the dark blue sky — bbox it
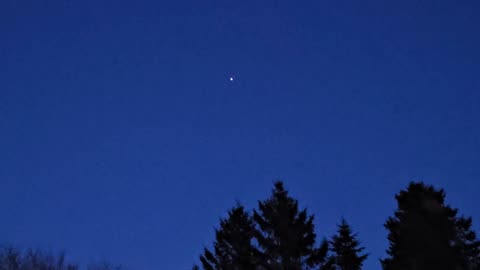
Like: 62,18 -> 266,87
1,1 -> 479,269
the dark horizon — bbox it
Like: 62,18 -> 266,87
1,1 -> 480,270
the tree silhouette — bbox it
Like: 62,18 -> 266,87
382,182 -> 480,270
253,181 -> 330,270
0,246 -> 128,270
0,247 -> 22,270
199,204 -> 258,270
0,246 -> 78,270
452,216 -> 480,270
329,218 -> 368,270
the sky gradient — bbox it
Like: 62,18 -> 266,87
1,1 -> 480,269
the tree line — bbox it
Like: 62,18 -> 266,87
2,181 -> 479,270
194,181 -> 480,270
0,247 -> 123,270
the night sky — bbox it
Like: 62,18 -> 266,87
1,1 -> 479,270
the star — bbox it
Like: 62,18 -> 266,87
229,76 -> 234,82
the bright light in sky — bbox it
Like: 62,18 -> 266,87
229,76 -> 234,82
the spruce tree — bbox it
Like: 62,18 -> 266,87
253,181 -> 329,270
199,205 -> 258,270
453,216 -> 480,270
382,182 -> 480,270
329,218 -> 367,270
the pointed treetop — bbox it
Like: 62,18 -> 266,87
330,218 -> 368,270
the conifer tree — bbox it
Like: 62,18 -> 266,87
382,182 -> 480,270
253,181 -> 329,270
329,218 -> 367,270
199,205 -> 258,270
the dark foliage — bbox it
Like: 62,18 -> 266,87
199,205 -> 259,270
0,247 -> 78,270
382,182 -> 480,270
253,181 -> 329,270
329,218 -> 368,270
0,247 -> 125,270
